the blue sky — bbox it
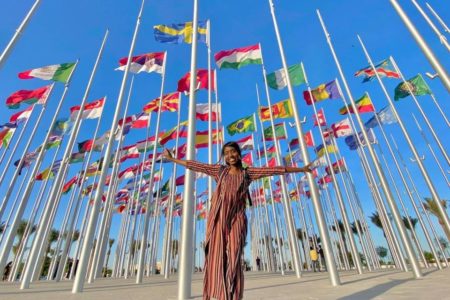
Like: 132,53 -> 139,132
0,0 -> 448,267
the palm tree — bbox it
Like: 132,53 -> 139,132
351,220 -> 365,236
402,216 -> 418,232
370,212 -> 385,237
423,197 -> 450,240
103,238 -> 115,277
376,246 -> 388,263
12,220 -> 37,256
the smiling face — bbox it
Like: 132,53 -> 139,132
222,144 -> 241,166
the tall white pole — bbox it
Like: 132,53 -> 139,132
206,19 -> 213,211
268,0 -> 340,285
389,0 -> 450,92
0,0 -> 42,69
178,0 -> 198,297
425,2 -> 450,33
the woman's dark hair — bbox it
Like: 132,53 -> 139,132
221,141 -> 242,157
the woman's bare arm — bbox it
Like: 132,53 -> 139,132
162,148 -> 187,167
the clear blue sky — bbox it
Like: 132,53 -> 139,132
0,0 -> 448,267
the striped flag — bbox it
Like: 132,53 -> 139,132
70,98 -> 105,120
6,85 -> 52,109
10,105 -> 33,123
214,44 -> 262,69
19,63 -> 75,83
115,52 -> 165,74
196,103 -> 220,121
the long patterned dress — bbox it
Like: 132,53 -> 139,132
186,161 -> 287,300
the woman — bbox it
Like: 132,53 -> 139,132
163,141 -> 311,300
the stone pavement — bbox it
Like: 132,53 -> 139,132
1,267 -> 449,300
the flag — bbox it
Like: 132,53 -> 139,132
303,80 -> 340,105
345,129 -> 377,150
263,123 -> 287,141
226,114 -> 256,136
174,143 -> 187,159
159,121 -> 188,145
51,118 -> 72,136
177,69 -> 215,93
62,176 -> 79,194
45,135 -> 62,149
394,74 -> 431,100
143,92 -> 180,113
153,20 -> 207,44
311,156 -> 328,168
284,149 -> 302,166
0,127 -> 16,147
259,99 -> 294,122
115,52 -> 165,74
70,98 -> 105,120
313,108 -> 326,126
304,131 -> 315,147
195,129 -> 223,148
318,175 -> 333,185
9,106 -> 33,123
0,122 -> 17,130
315,142 -> 337,157
6,85 -> 51,109
265,157 -> 277,168
236,135 -> 254,151
118,115 -> 136,136
14,150 -> 38,175
214,44 -> 262,69
175,175 -> 185,186
258,144 -> 276,159
86,160 -> 103,177
36,160 -> 62,180
266,63 -> 305,90
355,59 -> 399,82
119,145 -> 140,162
78,139 -> 102,153
339,94 -> 374,115
331,118 -> 353,138
18,63 -> 76,83
69,152 -> 85,164
196,103 -> 220,121
325,159 -> 346,175
242,152 -> 253,166
365,105 -> 398,128
131,113 -> 149,129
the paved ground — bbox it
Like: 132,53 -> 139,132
1,267 -> 449,299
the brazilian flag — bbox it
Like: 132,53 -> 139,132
226,114 -> 256,136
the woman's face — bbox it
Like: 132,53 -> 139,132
223,146 -> 241,166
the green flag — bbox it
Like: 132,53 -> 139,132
394,74 -> 431,100
263,123 -> 287,141
266,63 -> 305,90
226,114 -> 256,136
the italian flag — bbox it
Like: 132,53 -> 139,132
18,63 -> 76,83
70,98 -> 105,120
196,103 -> 220,121
266,63 -> 305,90
9,105 -> 34,123
214,44 -> 262,69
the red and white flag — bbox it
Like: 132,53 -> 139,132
236,135 -> 254,151
119,145 -> 140,162
304,130 -> 315,147
242,152 -> 253,166
131,113 -> 149,129
196,103 -> 221,121
313,108 -> 326,127
70,98 -> 105,120
10,105 -> 33,123
116,52 -> 165,74
331,118 -> 353,138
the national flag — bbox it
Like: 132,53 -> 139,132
174,143 -> 187,159
85,160 -> 102,177
304,131 -> 315,147
315,142 -> 337,157
115,52 -> 165,74
318,175 -> 333,185
265,157 -> 277,168
119,145 -> 140,162
82,183 -> 98,196
175,175 -> 185,186
394,74 -> 432,100
78,139 -> 102,153
345,129 -> 377,150
313,108 -> 326,127
196,103 -> 220,121
322,128 -> 334,140
69,98 -> 105,120
131,113 -> 149,129
303,80 -> 340,105
355,59 -> 400,82
365,105 -> 398,128
325,159 -> 346,175
284,149 -> 302,166
153,20 -> 207,44
236,135 -> 254,151
311,156 -> 328,168
339,94 -> 375,115
136,136 -> 161,152
14,150 -> 38,175
258,144 -> 276,159
0,122 -> 17,130
263,123 -> 287,141
118,115 -> 136,136
177,69 -> 215,93
18,63 -> 76,83
0,127 -> 16,147
197,209 -> 207,220
266,63 -> 305,90
289,138 -> 299,150
214,44 -> 262,69
226,114 -> 256,136
242,152 -> 253,166
9,106 -> 33,123
331,118 -> 353,138
259,99 -> 294,122
62,176 -> 79,194
195,129 -> 223,149
159,120 -> 188,145
51,118 -> 72,136
69,152 -> 85,164
36,160 -> 62,180
143,92 -> 180,113
6,85 -> 52,109
45,135 -> 62,149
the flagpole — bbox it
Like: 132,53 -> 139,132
136,51 -> 167,284
428,93 -> 449,127
411,0 -> 450,52
388,0 -> 450,91
206,19 -> 213,211
303,63 -> 363,274
390,58 -> 449,165
357,37 -> 450,239
255,85 -> 285,275
268,1 -> 339,284
0,0 -> 42,70
426,2 -> 450,33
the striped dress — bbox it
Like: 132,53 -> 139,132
186,161 -> 287,300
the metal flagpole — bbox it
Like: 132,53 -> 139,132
21,30 -> 109,290
71,1 -> 144,292
303,63 -> 363,274
178,0 -> 199,297
411,0 -> 450,52
388,0 -> 450,92
0,0 -> 42,70
269,1 -> 339,285
428,93 -> 449,128
411,113 -> 449,186
319,10 -> 423,278
206,19 -> 213,211
425,2 -> 450,33
390,57 -> 449,165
